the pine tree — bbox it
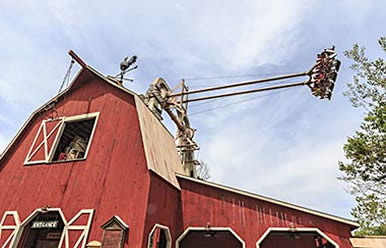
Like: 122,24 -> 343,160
339,37 -> 386,235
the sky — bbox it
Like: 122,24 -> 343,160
0,0 -> 385,219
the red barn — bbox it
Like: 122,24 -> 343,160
0,54 -> 358,248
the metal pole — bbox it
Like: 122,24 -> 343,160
182,81 -> 308,103
169,71 -> 308,97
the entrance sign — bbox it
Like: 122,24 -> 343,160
31,220 -> 59,229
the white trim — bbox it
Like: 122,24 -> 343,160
101,215 -> 129,230
12,208 -> 94,248
24,112 -> 99,165
176,173 -> 359,227
59,209 -> 94,248
175,227 -> 245,248
24,118 -> 65,165
0,211 -> 20,248
24,122 -> 44,164
43,122 -> 48,159
14,208 -> 68,247
256,227 -> 339,248
48,119 -> 66,162
67,112 -> 99,162
19,208 -> 68,228
148,224 -> 172,248
113,216 -> 129,229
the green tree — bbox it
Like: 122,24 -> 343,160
339,37 -> 386,235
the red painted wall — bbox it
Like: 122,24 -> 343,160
178,178 -> 353,248
0,70 -> 151,248
143,171 -> 183,248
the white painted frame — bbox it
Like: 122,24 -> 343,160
24,118 -> 65,164
59,209 -> 94,248
0,211 -> 20,248
255,227 -> 339,248
175,227 -> 245,248
147,224 -> 172,248
13,208 -> 68,247
24,112 -> 100,165
12,208 -> 94,248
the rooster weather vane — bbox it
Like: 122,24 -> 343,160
116,55 -> 138,84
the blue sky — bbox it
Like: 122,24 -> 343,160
0,0 -> 385,219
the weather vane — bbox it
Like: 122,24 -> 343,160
116,55 -> 138,84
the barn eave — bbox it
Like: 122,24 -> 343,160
176,173 -> 359,229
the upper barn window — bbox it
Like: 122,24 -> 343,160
24,112 -> 99,165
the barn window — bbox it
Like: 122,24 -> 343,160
24,112 -> 99,165
52,118 -> 96,162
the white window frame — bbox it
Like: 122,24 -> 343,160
24,112 -> 100,165
148,224 -> 172,248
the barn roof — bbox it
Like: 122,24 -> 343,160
0,53 -> 185,188
176,173 -> 359,228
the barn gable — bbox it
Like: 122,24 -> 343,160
0,66 -> 155,246
0,60 -> 184,188
0,56 -> 185,246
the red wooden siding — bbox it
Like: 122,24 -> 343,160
178,178 -> 353,248
0,71 -> 151,248
143,171 -> 183,248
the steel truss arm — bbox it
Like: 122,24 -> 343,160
143,46 -> 340,178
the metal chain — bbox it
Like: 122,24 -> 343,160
46,59 -> 75,119
58,59 -> 75,94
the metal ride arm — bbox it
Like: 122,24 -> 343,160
181,81 -> 308,103
169,71 -> 308,98
143,47 -> 341,178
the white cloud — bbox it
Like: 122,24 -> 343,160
199,107 -> 358,217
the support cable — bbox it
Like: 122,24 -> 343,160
184,71 -> 298,81
189,87 -> 296,116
